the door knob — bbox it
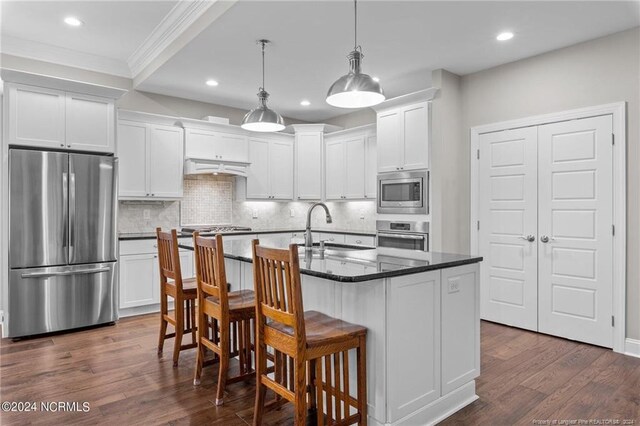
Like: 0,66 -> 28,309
520,235 -> 535,242
540,235 -> 549,243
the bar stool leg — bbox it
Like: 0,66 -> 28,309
173,297 -> 184,367
215,323 -> 230,405
294,356 -> 307,426
157,289 -> 168,356
253,343 -> 267,425
193,309 -> 206,386
357,335 -> 368,426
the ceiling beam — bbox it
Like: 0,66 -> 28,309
128,0 -> 238,88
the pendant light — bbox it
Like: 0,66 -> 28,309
326,0 -> 385,108
241,39 -> 285,132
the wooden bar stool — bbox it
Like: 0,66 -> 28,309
156,228 -> 198,367
192,232 -> 256,405
251,240 -> 368,426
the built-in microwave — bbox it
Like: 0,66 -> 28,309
377,170 -> 429,214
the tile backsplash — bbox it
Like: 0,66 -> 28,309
119,176 -> 376,233
118,201 -> 180,233
181,175 -> 234,225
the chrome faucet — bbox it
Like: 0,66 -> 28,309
305,202 -> 333,251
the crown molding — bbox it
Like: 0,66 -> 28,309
373,88 -> 439,113
2,68 -> 128,99
127,0 -> 217,79
1,36 -> 131,78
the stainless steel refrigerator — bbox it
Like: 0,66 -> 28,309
8,149 -> 118,338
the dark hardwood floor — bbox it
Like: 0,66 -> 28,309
1,315 -> 639,425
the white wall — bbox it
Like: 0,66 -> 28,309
460,27 -> 640,339
430,69 -> 465,253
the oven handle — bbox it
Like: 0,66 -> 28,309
377,232 -> 426,240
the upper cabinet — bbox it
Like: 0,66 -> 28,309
246,136 -> 294,200
295,132 -> 323,200
7,83 -> 115,153
291,124 -> 342,201
180,117 -> 248,163
117,112 -> 184,200
184,128 -> 248,163
324,125 -> 376,201
375,90 -> 437,173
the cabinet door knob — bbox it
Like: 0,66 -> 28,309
67,144 -> 71,148
356,240 -> 362,244
60,143 -> 64,147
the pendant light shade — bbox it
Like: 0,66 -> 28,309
326,0 -> 385,108
242,40 -> 285,132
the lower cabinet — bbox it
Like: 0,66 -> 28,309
118,239 -> 194,313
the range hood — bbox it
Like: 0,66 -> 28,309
184,158 -> 250,177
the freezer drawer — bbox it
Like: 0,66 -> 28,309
7,263 -> 118,337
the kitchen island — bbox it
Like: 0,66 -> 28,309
179,235 -> 482,426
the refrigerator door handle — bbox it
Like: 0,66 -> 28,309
69,172 -> 76,261
62,171 -> 68,249
21,267 -> 111,279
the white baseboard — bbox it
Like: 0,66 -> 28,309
118,301 -> 174,319
625,338 -> 640,358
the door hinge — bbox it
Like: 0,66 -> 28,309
612,133 -> 615,145
612,316 -> 615,327
477,149 -> 480,160
612,224 -> 615,236
477,221 -> 480,230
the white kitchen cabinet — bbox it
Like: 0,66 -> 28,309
246,137 -> 294,200
376,101 -> 429,173
345,137 -> 366,198
8,84 -> 66,149
318,233 -> 346,244
324,136 -> 366,200
376,110 -> 402,173
295,132 -> 323,200
325,139 -> 344,200
148,125 -> 184,198
7,83 -> 115,153
65,92 -> 115,153
119,239 -> 194,312
117,118 -> 184,200
184,128 -> 248,163
345,234 -> 375,247
119,253 -> 158,309
365,135 -> 377,198
117,121 -> 148,197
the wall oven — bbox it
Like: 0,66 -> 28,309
377,170 -> 429,214
376,220 -> 429,252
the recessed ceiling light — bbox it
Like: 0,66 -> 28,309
206,79 -> 219,87
372,77 -> 380,82
496,32 -> 514,41
64,16 -> 83,27
300,100 -> 311,106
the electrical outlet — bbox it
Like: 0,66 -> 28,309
143,209 -> 151,220
359,210 -> 365,220
448,278 -> 460,294
290,208 -> 295,217
252,209 -> 259,219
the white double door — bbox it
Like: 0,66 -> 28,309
479,115 -> 614,348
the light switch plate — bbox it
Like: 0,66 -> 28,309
290,208 -> 295,217
252,209 -> 259,219
143,209 -> 151,220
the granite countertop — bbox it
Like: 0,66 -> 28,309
119,228 -> 377,241
178,235 -> 482,283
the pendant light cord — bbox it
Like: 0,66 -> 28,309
354,0 -> 358,51
261,40 -> 266,90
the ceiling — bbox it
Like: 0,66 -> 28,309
1,1 -> 177,67
137,0 -> 640,121
1,1 -> 639,122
